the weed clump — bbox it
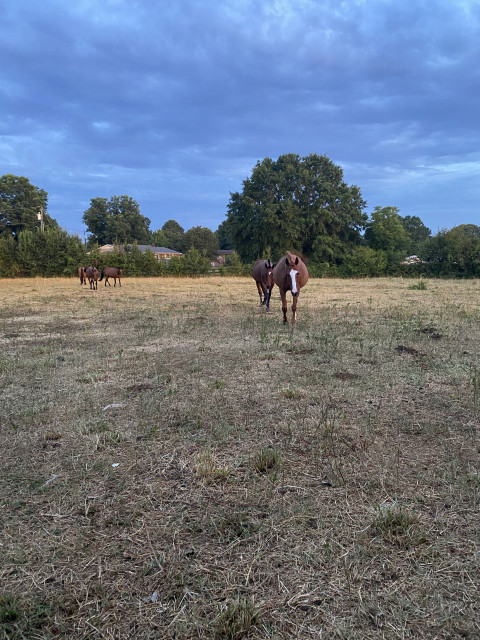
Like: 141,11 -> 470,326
194,450 -> 230,484
0,593 -> 19,625
214,597 -> 259,639
370,503 -> 427,547
252,447 -> 281,473
408,280 -> 428,290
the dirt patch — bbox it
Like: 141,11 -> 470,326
286,347 -> 316,355
395,345 -> 425,356
333,371 -> 359,381
127,383 -> 155,394
415,326 -> 443,339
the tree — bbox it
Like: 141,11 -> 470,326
161,219 -> 185,251
340,246 -> 388,277
83,195 -> 152,246
420,226 -> 480,277
0,174 -> 56,239
0,233 -> 19,276
13,227 -> 85,276
152,228 -> 168,247
451,224 -> 480,238
215,219 -> 234,249
183,247 -> 211,275
400,215 -> 431,254
225,153 -> 366,263
184,226 -> 219,259
364,206 -> 410,271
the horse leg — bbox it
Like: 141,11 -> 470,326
291,293 -> 299,326
118,277 -> 121,287
265,287 -> 271,312
256,282 -> 264,305
261,283 -> 267,304
280,289 -> 288,323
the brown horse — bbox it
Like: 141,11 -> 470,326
252,259 -> 275,311
85,266 -> 99,290
78,267 -> 87,285
99,267 -> 123,287
273,251 -> 309,326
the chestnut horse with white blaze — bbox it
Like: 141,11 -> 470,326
273,251 -> 309,326
252,259 -> 275,311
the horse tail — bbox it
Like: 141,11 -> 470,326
99,269 -> 104,281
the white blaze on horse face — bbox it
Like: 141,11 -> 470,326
289,268 -> 299,294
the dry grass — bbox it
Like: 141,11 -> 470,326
1,276 -> 479,639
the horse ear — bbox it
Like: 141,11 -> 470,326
295,257 -> 299,265
285,257 -> 289,266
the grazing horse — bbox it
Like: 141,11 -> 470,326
252,259 -> 275,311
85,266 -> 99,290
78,267 -> 87,285
99,266 -> 123,287
273,251 -> 309,326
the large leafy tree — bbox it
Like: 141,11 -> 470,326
83,195 -> 152,246
184,226 -> 219,259
364,206 -> 410,270
400,215 -> 431,254
161,219 -> 185,252
452,224 -> 480,238
225,153 -> 367,263
151,228 -> 168,247
0,174 -> 56,239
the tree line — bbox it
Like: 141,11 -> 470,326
1,164 -> 479,278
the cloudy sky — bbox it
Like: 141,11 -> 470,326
1,0 -> 479,238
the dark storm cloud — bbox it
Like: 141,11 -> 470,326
1,0 -> 479,234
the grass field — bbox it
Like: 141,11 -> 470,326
1,276 -> 479,639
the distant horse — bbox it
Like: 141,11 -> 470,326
85,266 -> 99,290
252,259 -> 275,311
273,251 -> 309,326
99,267 -> 123,287
78,267 -> 87,285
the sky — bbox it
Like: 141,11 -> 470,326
1,0 -> 479,239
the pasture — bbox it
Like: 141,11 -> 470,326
0,276 -> 479,639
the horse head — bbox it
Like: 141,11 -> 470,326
265,260 -> 274,290
285,252 -> 301,297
